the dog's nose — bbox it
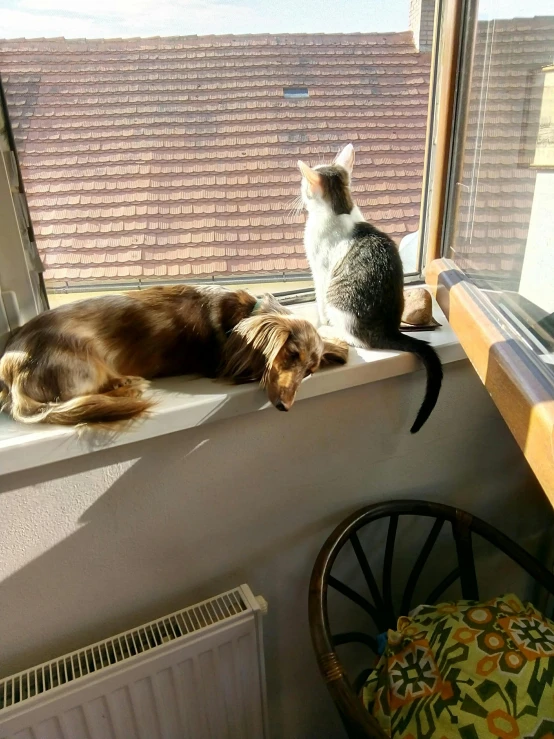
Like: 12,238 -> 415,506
275,400 -> 289,412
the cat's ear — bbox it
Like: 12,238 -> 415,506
334,144 -> 355,176
298,160 -> 322,195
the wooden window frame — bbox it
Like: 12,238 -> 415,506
422,0 -> 554,500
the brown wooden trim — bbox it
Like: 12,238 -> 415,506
417,0 -> 441,269
423,0 -> 466,266
426,258 -> 554,502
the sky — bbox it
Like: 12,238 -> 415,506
0,0 -> 552,39
0,0 -> 410,38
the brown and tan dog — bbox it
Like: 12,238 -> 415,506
0,285 -> 348,426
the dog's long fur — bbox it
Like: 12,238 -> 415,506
221,312 -> 348,411
0,285 -> 348,426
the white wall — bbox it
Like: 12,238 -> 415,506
0,359 -> 551,739
519,172 -> 554,313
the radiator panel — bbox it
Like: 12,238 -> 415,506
0,585 -> 268,739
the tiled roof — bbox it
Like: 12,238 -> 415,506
452,17 -> 554,287
0,33 -> 430,286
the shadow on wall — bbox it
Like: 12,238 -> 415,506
0,363 -> 552,738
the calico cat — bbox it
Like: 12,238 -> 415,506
298,143 -> 443,433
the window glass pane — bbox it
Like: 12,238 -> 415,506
0,83 -> 49,323
0,0 -> 436,306
447,2 -> 554,368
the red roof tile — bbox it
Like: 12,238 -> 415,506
0,32 -> 430,286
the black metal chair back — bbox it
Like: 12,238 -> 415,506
309,500 -> 554,738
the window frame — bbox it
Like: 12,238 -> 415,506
0,12 -> 472,470
423,0 -> 554,500
0,24 -> 437,312
0,75 -> 48,352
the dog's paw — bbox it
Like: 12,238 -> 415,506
110,376 -> 150,397
126,376 -> 150,396
320,335 -> 349,366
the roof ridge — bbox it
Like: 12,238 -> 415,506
0,30 -> 413,45
1,17 -> 552,47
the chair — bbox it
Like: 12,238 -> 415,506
308,500 -> 554,739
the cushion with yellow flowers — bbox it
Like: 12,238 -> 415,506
362,594 -> 554,738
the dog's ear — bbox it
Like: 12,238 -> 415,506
238,314 -> 290,360
224,314 -> 292,385
320,337 -> 349,366
220,314 -> 290,383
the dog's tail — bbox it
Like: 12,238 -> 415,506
372,332 -> 443,433
4,381 -> 153,427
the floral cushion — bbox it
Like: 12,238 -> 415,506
362,594 -> 554,738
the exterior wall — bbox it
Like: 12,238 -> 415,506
410,0 -> 436,52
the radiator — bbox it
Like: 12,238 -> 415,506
0,584 -> 269,739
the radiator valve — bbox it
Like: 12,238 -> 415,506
255,595 -> 268,615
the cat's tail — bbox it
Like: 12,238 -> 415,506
373,333 -> 443,433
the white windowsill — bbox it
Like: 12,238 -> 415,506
0,298 -> 465,477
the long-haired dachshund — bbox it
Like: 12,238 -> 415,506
0,285 -> 348,426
